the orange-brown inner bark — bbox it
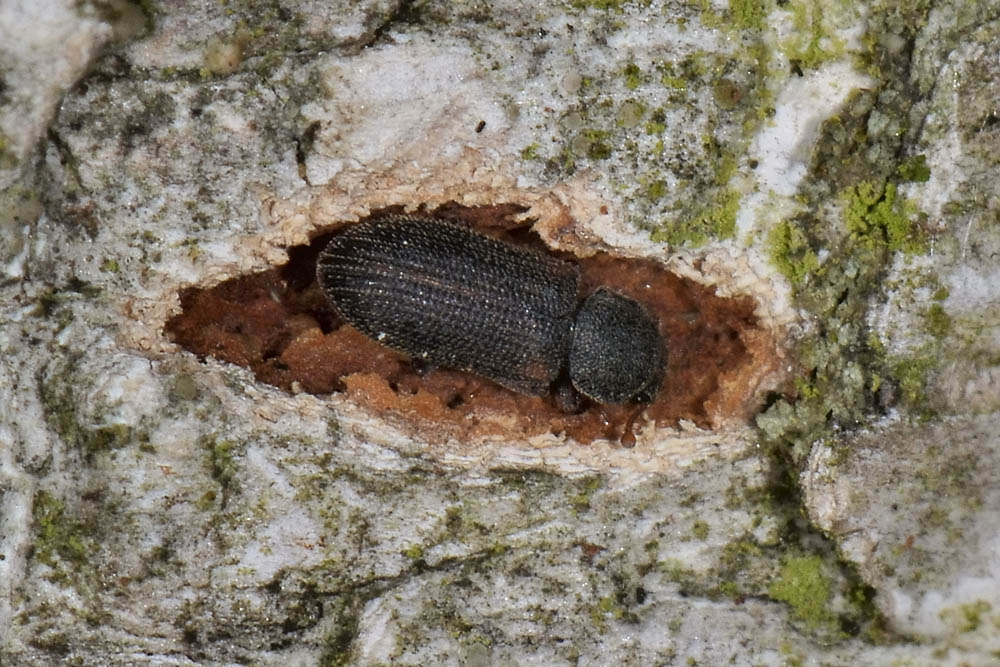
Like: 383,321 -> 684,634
166,204 -> 777,445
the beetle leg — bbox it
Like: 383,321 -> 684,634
553,373 -> 586,414
618,403 -> 647,448
409,356 -> 435,377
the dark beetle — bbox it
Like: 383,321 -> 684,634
315,215 -> 664,405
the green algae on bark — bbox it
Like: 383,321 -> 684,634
755,0 -> 942,465
768,555 -> 835,630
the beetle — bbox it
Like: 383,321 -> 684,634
315,214 -> 664,408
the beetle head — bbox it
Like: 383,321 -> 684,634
569,287 -> 664,404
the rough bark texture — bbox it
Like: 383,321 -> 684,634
3,1 -> 1000,665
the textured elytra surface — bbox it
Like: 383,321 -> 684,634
317,215 -> 580,396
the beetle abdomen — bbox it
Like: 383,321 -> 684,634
316,215 -> 580,396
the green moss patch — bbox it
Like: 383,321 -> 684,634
208,438 -> 237,487
768,555 -> 835,629
652,188 -> 740,247
939,600 -> 993,634
890,355 -> 936,415
768,220 -> 821,285
623,62 -> 642,90
519,143 -> 540,160
32,491 -> 94,579
729,0 -> 768,32
842,180 -> 926,254
924,303 -> 951,340
779,2 -> 843,71
897,154 -> 931,182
